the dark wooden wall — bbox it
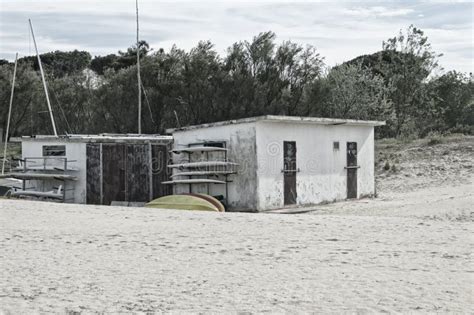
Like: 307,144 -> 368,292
126,144 -> 150,202
86,144 -> 101,204
152,144 -> 171,199
86,142 -> 170,205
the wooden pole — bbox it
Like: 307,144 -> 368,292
136,0 -> 142,134
29,19 -> 58,137
1,53 -> 18,175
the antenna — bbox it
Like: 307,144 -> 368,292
136,0 -> 142,134
2,53 -> 18,175
174,110 -> 181,128
29,19 -> 58,136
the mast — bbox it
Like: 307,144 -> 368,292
2,53 -> 18,175
136,0 -> 142,134
29,19 -> 58,137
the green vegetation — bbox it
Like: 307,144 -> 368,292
0,25 -> 472,138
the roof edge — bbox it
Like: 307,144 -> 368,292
166,115 -> 386,133
12,133 -> 173,143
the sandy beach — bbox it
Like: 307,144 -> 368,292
1,180 -> 473,313
1,137 -> 473,313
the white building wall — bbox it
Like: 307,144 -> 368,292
21,141 -> 87,203
171,122 -> 258,210
255,121 -> 374,210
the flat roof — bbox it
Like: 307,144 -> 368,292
12,133 -> 173,143
167,115 -> 386,133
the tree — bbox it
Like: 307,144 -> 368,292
90,40 -> 151,75
0,29 -> 470,138
19,50 -> 91,78
324,62 -> 391,121
429,71 -> 473,133
381,25 -> 442,137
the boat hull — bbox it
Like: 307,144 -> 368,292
145,194 -> 219,212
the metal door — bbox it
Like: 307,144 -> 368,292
346,142 -> 358,199
283,141 -> 297,205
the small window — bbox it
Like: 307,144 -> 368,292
43,145 -> 66,156
333,141 -> 340,150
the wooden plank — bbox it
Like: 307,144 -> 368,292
126,144 -> 150,202
148,143 -> 153,201
151,144 -> 171,198
86,143 -> 101,204
99,143 -> 103,204
102,144 -> 126,205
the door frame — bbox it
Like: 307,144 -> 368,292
283,141 -> 297,205
346,141 -> 358,199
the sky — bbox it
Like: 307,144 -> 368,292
0,0 -> 472,73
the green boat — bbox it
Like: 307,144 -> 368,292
145,194 -> 219,212
188,193 -> 225,212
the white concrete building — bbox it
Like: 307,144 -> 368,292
167,115 -> 385,212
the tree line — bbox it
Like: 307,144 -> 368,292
0,25 -> 472,139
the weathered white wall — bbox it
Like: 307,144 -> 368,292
171,122 -> 258,210
255,121 -> 374,210
21,141 -> 87,203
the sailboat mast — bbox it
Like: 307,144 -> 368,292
136,0 -> 142,134
1,53 -> 18,175
29,19 -> 58,137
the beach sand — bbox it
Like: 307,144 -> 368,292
1,181 -> 473,313
0,137 -> 473,313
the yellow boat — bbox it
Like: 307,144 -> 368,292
189,193 -> 225,212
145,194 -> 219,212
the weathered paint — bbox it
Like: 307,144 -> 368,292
255,121 -> 375,210
170,118 -> 378,211
171,122 -> 258,211
19,137 -> 172,204
21,140 -> 87,203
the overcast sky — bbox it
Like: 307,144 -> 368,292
0,1 -> 472,73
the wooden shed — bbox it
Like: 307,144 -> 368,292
12,134 -> 173,205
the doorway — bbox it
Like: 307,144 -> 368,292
346,142 -> 358,199
283,141 -> 297,205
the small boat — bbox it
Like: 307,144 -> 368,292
188,193 -> 225,212
162,179 -> 226,185
172,146 -> 228,154
167,161 -> 238,169
145,194 -> 220,211
170,170 -> 236,177
1,172 -> 77,181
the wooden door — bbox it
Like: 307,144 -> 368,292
346,142 -> 358,199
86,144 -> 101,204
151,144 -> 171,198
283,141 -> 297,205
126,144 -> 150,202
102,144 -> 126,205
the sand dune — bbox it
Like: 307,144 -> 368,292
1,183 -> 472,313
